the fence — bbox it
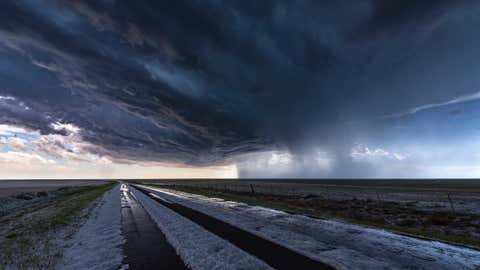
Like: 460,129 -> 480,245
155,182 -> 478,214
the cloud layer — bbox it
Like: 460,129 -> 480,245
1,1 -> 480,177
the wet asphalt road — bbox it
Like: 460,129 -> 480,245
121,184 -> 188,270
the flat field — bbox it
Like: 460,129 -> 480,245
0,180 -> 109,198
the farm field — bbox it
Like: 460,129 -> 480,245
0,180 -> 109,198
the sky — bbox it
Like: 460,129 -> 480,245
1,0 -> 480,178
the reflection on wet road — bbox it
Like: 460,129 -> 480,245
121,184 -> 187,270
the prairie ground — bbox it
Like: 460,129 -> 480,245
0,180 -> 109,198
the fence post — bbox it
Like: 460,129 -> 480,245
447,193 -> 455,213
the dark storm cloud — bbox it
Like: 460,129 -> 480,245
354,0 -> 466,40
0,0 -> 479,175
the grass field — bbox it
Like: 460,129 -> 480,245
0,180 -> 109,198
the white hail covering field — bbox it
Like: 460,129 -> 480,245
56,185 -> 126,270
140,185 -> 480,270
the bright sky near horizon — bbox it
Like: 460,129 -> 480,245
0,123 -> 238,179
